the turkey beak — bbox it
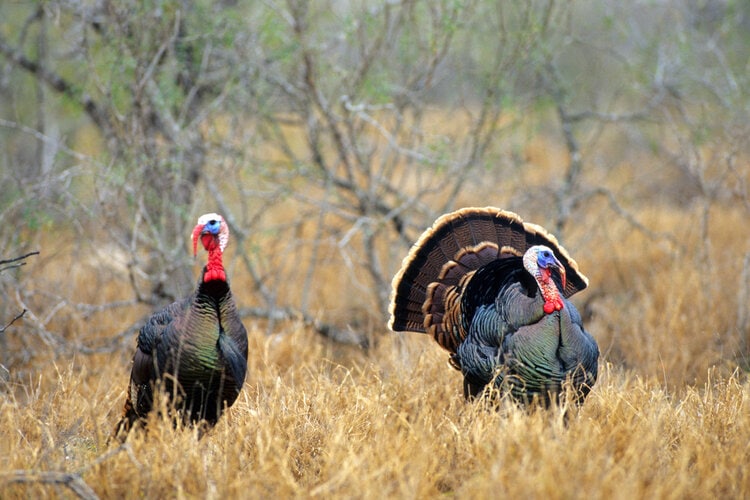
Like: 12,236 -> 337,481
191,224 -> 203,257
548,255 -> 566,291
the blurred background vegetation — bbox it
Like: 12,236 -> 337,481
1,0 -> 748,385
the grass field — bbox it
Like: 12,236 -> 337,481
1,135 -> 749,498
0,325 -> 747,498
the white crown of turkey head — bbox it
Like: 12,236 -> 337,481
192,213 -> 229,255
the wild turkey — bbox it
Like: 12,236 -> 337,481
389,207 -> 599,405
113,213 -> 248,439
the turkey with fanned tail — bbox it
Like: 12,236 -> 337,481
113,213 -> 248,440
389,207 -> 598,405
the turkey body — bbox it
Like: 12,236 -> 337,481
114,214 -> 248,439
389,207 -> 599,405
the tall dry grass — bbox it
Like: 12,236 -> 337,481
0,327 -> 747,498
3,209 -> 750,497
1,129 -> 749,498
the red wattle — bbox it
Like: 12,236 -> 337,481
543,298 -> 565,314
204,268 -> 226,282
203,248 -> 226,282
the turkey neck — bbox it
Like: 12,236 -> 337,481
536,268 -> 564,314
203,246 -> 227,283
181,253 -> 233,372
186,246 -> 231,350
197,246 -> 231,328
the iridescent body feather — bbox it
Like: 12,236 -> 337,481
113,214 -> 248,440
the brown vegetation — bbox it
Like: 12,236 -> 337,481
0,325 -> 748,498
1,145 -> 749,497
1,1 -> 749,498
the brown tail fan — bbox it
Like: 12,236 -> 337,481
388,207 -> 588,353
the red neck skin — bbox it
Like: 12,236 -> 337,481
538,268 -> 564,314
201,233 -> 226,282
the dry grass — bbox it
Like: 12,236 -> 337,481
0,327 -> 748,499
3,208 -> 750,498
2,130 -> 749,498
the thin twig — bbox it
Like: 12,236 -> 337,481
1,470 -> 99,500
589,187 -> 681,250
0,309 -> 26,334
0,251 -> 40,269
77,442 -> 141,474
736,252 -> 750,355
0,33 -> 111,135
0,252 -> 39,334
0,118 -> 95,163
239,306 -> 368,347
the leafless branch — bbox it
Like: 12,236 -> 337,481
1,470 -> 98,500
0,34 -> 111,136
0,251 -> 40,272
240,306 -> 368,347
737,252 -> 750,354
564,109 -> 657,124
587,187 -> 681,250
0,310 -> 26,334
1,252 -> 39,335
78,442 -> 143,473
0,119 -> 95,163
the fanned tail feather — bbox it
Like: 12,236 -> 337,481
389,207 -> 588,353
